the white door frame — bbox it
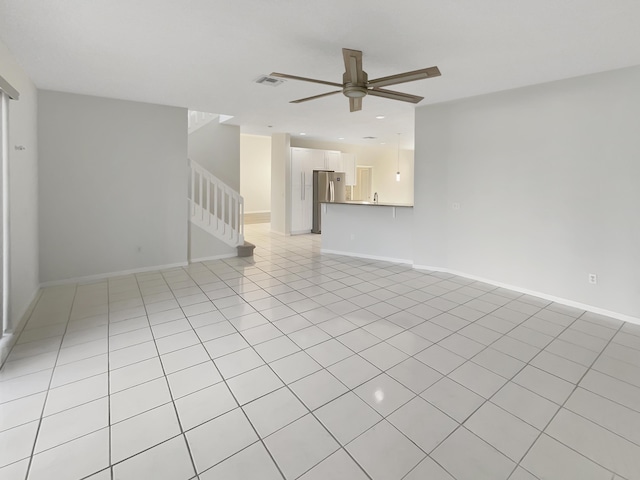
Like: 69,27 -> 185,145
354,166 -> 373,201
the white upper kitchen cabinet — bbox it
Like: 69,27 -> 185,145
311,149 -> 327,170
325,150 -> 342,171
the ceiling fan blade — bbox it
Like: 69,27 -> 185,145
342,49 -> 365,84
290,90 -> 342,104
368,66 -> 441,88
270,72 -> 343,88
368,88 -> 424,104
349,97 -> 362,112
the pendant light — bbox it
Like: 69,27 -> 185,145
396,133 -> 401,182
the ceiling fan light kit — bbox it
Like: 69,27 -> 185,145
343,85 -> 368,98
271,48 -> 440,112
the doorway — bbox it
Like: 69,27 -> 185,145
353,166 -> 373,202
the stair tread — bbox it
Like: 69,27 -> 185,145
237,241 -> 255,257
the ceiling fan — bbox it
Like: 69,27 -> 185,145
270,48 -> 441,112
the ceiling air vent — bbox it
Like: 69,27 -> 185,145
362,136 -> 377,140
255,75 -> 284,87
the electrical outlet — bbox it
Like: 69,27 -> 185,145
452,202 -> 460,210
588,273 -> 597,284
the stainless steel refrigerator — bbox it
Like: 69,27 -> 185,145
312,170 -> 346,234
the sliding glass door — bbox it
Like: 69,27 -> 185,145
0,76 -> 19,338
0,90 -> 8,337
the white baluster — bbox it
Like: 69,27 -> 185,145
214,182 -> 218,231
238,197 -> 244,241
190,167 -> 195,216
206,179 -> 211,226
199,172 -> 204,220
221,187 -> 226,235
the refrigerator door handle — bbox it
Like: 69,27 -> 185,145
329,180 -> 335,202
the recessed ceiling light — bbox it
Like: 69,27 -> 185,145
375,115 -> 385,119
380,142 -> 386,145
338,137 -> 345,140
300,132 -> 306,136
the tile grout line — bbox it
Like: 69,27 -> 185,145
132,253 -> 608,478
23,284 -> 78,480
186,259 -> 374,478
189,258 -> 447,479
5,227 -> 635,480
174,266 -> 289,480
400,300 -> 575,478
0,297 -> 607,404
123,271 -> 201,479
504,311 -> 627,479
391,296 -> 590,478
395,304 -> 542,479
243,282 -> 544,477
106,279 -> 113,480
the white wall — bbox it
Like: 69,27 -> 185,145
240,134 -> 271,213
291,138 -> 414,205
0,39 -> 39,331
188,223 -> 236,261
38,91 -> 188,283
189,121 -> 240,190
270,133 -> 290,235
414,65 -> 640,320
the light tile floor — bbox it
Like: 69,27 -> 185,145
1,223 -> 639,479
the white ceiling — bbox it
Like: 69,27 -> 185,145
2,0 -> 640,148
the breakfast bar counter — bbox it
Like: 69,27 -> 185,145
328,200 -> 414,207
319,202 -> 414,264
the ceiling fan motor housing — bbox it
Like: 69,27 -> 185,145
343,70 -> 368,98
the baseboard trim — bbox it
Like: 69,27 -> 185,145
244,210 -> 271,214
413,264 -> 640,326
189,254 -> 237,263
321,249 -> 413,265
40,261 -> 189,287
1,288 -> 42,368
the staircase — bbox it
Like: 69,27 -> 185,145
188,159 -> 254,256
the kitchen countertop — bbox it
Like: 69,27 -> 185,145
322,201 -> 414,207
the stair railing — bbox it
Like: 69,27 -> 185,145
188,159 -> 244,247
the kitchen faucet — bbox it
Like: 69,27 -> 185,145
373,192 -> 378,204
